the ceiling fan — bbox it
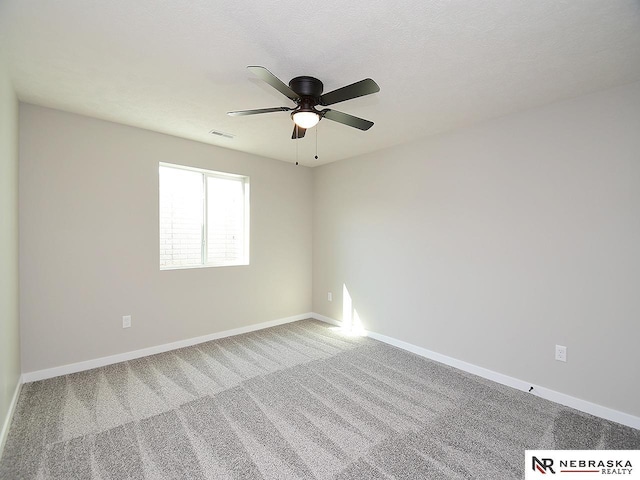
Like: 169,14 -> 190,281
228,66 -> 380,139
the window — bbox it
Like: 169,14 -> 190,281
159,163 -> 249,269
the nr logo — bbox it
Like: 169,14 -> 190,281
532,457 -> 556,474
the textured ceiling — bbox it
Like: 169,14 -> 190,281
2,0 -> 640,166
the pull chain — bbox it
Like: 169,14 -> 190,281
295,124 -> 299,165
315,124 -> 318,160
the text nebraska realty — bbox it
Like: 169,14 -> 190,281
561,459 -> 632,475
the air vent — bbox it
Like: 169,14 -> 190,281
209,129 -> 235,139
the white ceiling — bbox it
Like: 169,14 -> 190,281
2,1 -> 640,166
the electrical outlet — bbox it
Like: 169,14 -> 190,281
555,344 -> 567,362
122,315 -> 131,329
328,292 -> 332,302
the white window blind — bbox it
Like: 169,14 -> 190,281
159,163 -> 249,269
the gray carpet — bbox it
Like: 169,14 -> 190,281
1,319 -> 638,479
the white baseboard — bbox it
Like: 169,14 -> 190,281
22,313 -> 313,383
311,313 -> 342,327
311,313 -> 640,430
0,375 -> 23,459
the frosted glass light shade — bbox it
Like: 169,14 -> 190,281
292,111 -> 320,129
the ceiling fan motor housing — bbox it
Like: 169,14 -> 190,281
289,76 -> 324,100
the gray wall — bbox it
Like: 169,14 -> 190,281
19,105 -> 313,373
0,58 -> 21,447
313,82 -> 640,417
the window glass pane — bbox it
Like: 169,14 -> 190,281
207,176 -> 245,264
159,166 -> 204,268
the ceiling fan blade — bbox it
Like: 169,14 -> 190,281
321,109 -> 374,130
319,78 -> 380,106
247,66 -> 300,101
227,107 -> 292,116
291,125 -> 306,139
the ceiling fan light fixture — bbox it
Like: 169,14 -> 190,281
292,110 -> 320,129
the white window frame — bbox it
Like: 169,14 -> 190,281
159,162 -> 250,270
